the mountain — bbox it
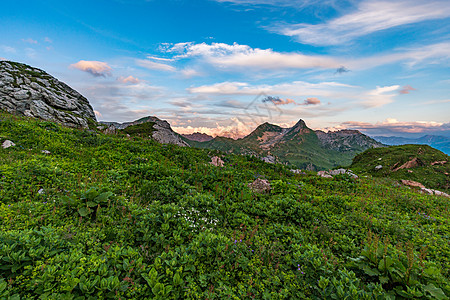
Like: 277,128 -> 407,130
186,119 -> 384,170
101,116 -> 189,147
372,135 -> 450,155
350,144 -> 449,192
182,132 -> 214,142
0,61 -> 96,128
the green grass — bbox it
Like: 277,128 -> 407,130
0,111 -> 449,299
350,145 -> 449,192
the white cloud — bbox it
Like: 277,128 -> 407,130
136,59 -> 176,72
278,0 -> 450,45
44,37 -> 53,43
180,68 -> 203,78
22,38 -> 38,44
70,60 -> 112,77
339,119 -> 449,135
213,0 -> 332,8
363,85 -> 400,107
117,75 -> 141,84
165,42 -> 341,70
0,45 -> 16,53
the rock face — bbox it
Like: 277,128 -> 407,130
248,178 -> 271,193
316,130 -> 384,152
102,116 -> 189,147
210,156 -> 224,167
182,132 -> 214,142
0,61 -> 96,128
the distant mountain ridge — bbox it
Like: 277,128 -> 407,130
182,132 -> 214,142
185,119 -> 384,170
372,135 -> 450,155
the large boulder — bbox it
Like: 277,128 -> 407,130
0,61 -> 96,128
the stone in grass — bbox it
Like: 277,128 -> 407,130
248,178 -> 271,193
375,165 -> 383,171
210,156 -> 224,167
2,140 -> 15,149
41,150 -> 51,155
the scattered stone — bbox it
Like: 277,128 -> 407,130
261,155 -> 275,164
431,161 -> 447,166
375,165 -> 383,171
317,171 -> 333,178
392,157 -> 422,172
420,188 -> 434,195
38,188 -> 45,195
407,170 -> 413,173
210,156 -> 224,167
378,158 -> 382,160
2,140 -> 15,149
41,150 -> 51,155
401,179 -> 425,189
432,190 -> 450,197
248,178 -> 271,193
290,169 -> 305,174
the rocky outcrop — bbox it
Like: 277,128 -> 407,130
392,157 -> 423,172
316,129 -> 384,152
2,140 -> 15,149
210,156 -> 224,167
102,116 -> 189,147
0,61 -> 96,128
182,132 -> 214,142
248,178 -> 271,193
317,168 -> 358,179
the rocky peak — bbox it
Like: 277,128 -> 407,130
182,132 -> 214,142
102,116 -> 189,147
0,61 -> 96,128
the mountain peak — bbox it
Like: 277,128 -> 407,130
292,119 -> 307,129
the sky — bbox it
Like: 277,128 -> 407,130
1,0 -> 450,138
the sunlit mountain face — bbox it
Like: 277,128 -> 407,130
1,0 -> 449,137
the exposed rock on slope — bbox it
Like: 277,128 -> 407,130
102,116 -> 189,147
182,132 -> 214,142
0,61 -> 96,128
186,119 -> 384,170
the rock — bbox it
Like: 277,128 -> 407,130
378,158 -> 382,160
41,150 -> 51,155
2,140 -> 15,148
407,170 -> 413,173
431,161 -> 447,166
210,156 -> 224,167
392,157 -> 422,172
317,171 -> 333,178
248,178 -> 271,193
432,190 -> 450,197
420,187 -> 434,195
375,165 -> 383,170
401,179 -> 425,189
290,169 -> 305,174
261,155 -> 275,164
38,188 -> 45,194
0,61 -> 96,128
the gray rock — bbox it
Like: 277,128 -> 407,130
262,155 -> 275,164
375,165 -> 383,170
2,140 -> 15,148
0,61 -> 96,128
41,150 -> 51,155
248,178 -> 271,193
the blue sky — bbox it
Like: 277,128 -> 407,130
1,0 -> 449,138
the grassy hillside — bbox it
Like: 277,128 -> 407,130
0,111 -> 449,299
350,145 -> 449,192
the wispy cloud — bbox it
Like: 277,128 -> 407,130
22,38 -> 38,44
188,80 -> 399,108
164,42 -> 341,70
136,59 -> 176,72
70,60 -> 112,77
399,85 -> 416,94
277,0 -> 450,45
44,37 -> 53,43
0,45 -> 16,53
117,75 -> 141,84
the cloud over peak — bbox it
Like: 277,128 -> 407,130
70,60 -> 112,77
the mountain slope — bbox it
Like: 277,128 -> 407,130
0,60 -> 96,128
350,144 -> 449,192
185,119 -> 384,170
373,135 -> 450,155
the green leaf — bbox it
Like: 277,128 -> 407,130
78,207 -> 90,217
363,265 -> 381,276
378,256 -> 393,271
379,276 -> 389,284
86,201 -> 97,208
424,283 -> 447,300
95,192 -> 113,203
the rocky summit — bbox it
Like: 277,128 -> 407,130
101,116 -> 189,147
0,61 -> 96,128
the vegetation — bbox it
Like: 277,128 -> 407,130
0,111 -> 449,299
351,145 -> 449,192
